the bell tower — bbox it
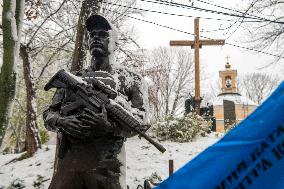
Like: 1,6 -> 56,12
219,58 -> 237,94
213,57 -> 257,132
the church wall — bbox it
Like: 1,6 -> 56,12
235,105 -> 257,123
216,120 -> 225,132
214,105 -> 225,132
213,104 -> 257,132
213,105 -> 224,119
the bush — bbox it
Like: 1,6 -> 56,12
7,179 -> 25,189
39,128 -> 49,144
224,121 -> 237,133
152,113 -> 212,142
143,172 -> 162,188
33,175 -> 45,189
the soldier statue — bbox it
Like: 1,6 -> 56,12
43,14 -> 149,189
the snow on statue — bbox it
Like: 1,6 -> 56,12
43,14 -> 151,189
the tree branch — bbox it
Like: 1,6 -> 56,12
27,0 -> 68,46
36,38 -> 73,82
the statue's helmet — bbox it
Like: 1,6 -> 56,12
85,14 -> 118,53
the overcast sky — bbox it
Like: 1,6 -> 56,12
128,0 -> 284,95
1,0 -> 283,92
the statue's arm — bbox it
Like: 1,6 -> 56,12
114,78 -> 149,138
130,85 -> 146,118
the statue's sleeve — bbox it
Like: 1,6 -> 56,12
129,84 -> 147,123
43,88 -> 65,132
116,76 -> 149,138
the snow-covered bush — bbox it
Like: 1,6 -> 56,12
145,172 -> 162,184
142,172 -> 162,189
33,175 -> 45,189
7,179 -> 25,189
152,113 -> 212,142
224,120 -> 237,133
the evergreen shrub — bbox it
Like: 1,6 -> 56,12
152,113 -> 212,142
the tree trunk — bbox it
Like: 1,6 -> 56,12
71,5 -> 87,72
0,0 -> 24,145
20,44 -> 41,157
71,0 -> 102,71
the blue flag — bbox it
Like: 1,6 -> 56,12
155,82 -> 284,189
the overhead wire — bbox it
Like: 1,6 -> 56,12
103,2 -> 236,22
195,0 -> 245,14
194,0 -> 259,34
105,7 -> 284,59
194,0 -> 268,37
149,0 -> 282,23
195,0 -> 269,21
200,26 -> 232,33
140,0 -> 284,24
101,1 -> 261,40
102,1 -> 270,23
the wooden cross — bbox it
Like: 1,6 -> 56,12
170,17 -> 225,115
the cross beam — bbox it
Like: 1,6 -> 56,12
170,39 -> 224,47
170,17 -> 225,115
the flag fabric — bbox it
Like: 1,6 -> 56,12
155,81 -> 284,189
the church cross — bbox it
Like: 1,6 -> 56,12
226,56 -> 230,63
170,17 -> 225,115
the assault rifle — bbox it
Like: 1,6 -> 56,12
44,69 -> 166,153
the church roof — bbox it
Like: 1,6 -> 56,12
212,93 -> 257,106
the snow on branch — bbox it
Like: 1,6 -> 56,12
27,0 -> 68,46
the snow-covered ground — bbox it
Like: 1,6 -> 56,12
0,133 -> 221,189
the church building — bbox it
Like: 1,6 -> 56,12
212,60 -> 257,132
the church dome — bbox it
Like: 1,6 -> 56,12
212,93 -> 257,106
225,62 -> 231,69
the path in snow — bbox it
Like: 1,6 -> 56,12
0,133 -> 221,189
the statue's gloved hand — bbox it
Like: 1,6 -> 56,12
57,115 -> 92,139
78,107 -> 113,133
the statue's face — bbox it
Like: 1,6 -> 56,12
88,29 -> 110,57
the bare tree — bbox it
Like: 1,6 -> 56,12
1,0 -> 146,153
240,72 -> 279,104
145,47 -> 194,121
20,44 -> 41,157
241,0 -> 284,62
1,0 -> 72,154
0,0 -> 25,145
71,0 -> 144,71
203,79 -> 222,104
